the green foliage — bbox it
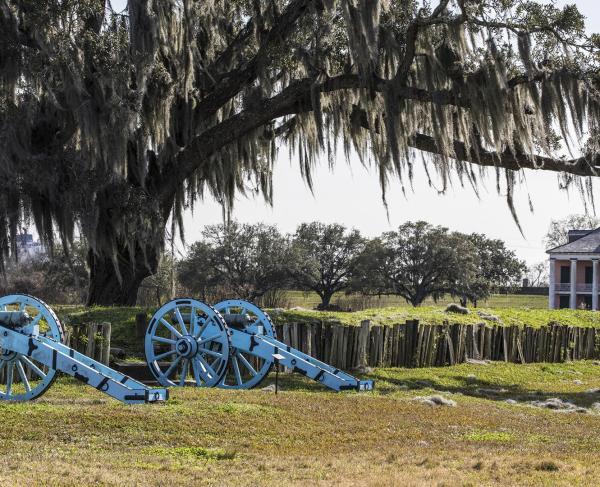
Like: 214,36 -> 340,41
287,222 -> 364,309
463,430 -> 515,442
61,305 -> 143,354
454,234 -> 527,305
274,305 -> 600,328
178,221 -> 290,302
351,221 -> 479,306
350,223 -> 526,307
1,0 -> 599,306
177,241 -> 222,302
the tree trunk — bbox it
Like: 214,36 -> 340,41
319,290 -> 334,310
86,242 -> 160,306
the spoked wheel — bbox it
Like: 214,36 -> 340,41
214,300 -> 276,390
145,298 -> 230,388
0,294 -> 64,401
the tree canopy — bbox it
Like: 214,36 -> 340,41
351,221 -> 477,306
351,222 -> 525,306
453,233 -> 526,306
196,221 -> 289,302
287,222 -> 364,308
1,0 -> 599,304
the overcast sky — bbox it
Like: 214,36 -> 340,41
115,0 -> 600,265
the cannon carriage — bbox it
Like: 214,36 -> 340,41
0,294 -> 373,404
145,298 -> 374,392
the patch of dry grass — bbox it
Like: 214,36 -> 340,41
1,362 -> 600,485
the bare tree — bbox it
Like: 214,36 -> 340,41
526,261 -> 549,287
544,214 -> 600,249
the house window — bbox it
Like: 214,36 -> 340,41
583,296 -> 593,310
559,295 -> 571,309
560,266 -> 570,283
586,266 -> 594,284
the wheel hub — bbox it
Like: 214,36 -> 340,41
175,336 -> 198,358
0,349 -> 17,362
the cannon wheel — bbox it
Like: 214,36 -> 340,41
214,300 -> 276,390
145,298 -> 229,388
0,294 -> 64,401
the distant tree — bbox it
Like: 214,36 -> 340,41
138,252 -> 178,307
177,242 -> 222,302
545,215 -> 600,249
352,222 -> 477,307
453,234 -> 526,307
526,261 -> 549,287
1,239 -> 89,304
202,222 -> 289,302
41,240 -> 90,303
288,222 -> 364,309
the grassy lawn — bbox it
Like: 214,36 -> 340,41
274,305 -> 600,328
2,361 -> 600,486
285,290 -> 548,309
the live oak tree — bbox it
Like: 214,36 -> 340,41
352,221 -> 477,307
1,1 -> 600,304
288,222 -> 364,309
198,221 -> 289,302
453,233 -> 526,307
176,241 -> 221,302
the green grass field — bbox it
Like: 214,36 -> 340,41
274,304 -> 600,328
284,290 -> 549,309
3,362 -> 600,486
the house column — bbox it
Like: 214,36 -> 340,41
548,258 -> 556,309
593,259 -> 599,311
570,258 -> 578,309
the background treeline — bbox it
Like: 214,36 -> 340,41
174,220 -> 526,310
0,221 -> 526,309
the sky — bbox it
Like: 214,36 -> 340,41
116,0 -> 599,265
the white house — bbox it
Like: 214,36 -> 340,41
547,228 -> 600,310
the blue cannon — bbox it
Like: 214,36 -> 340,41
144,298 -> 374,392
0,294 -> 168,403
0,295 -> 372,403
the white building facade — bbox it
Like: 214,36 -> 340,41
547,229 -> 600,310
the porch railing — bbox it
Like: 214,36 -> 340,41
554,283 -> 595,292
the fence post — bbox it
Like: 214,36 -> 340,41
135,312 -> 147,339
358,320 -> 370,367
101,322 -> 112,365
85,323 -> 97,359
